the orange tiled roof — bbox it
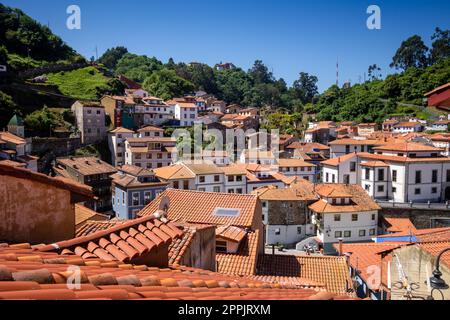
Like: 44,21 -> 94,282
38,214 -> 184,264
0,243 -> 356,300
75,204 -> 109,228
75,219 -> 125,237
0,131 -> 26,145
109,127 -> 134,134
334,242 -> 406,291
376,227 -> 450,242
360,161 -> 389,167
153,165 -> 196,180
56,157 -> 117,176
418,241 -> 450,268
216,230 -> 260,276
373,142 -> 443,152
137,125 -> 164,132
286,142 -> 330,151
321,153 -> 357,167
277,158 -> 316,167
139,189 -> 260,229
382,217 -> 417,233
309,184 -> 381,213
216,225 -> 247,243
328,138 -> 386,146
256,254 -> 354,295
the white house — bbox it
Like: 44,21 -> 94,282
328,138 -> 385,158
277,158 -> 317,182
174,102 -> 198,126
124,136 -> 178,169
321,153 -> 358,184
108,127 -> 135,167
392,121 -> 423,133
309,184 -> 380,254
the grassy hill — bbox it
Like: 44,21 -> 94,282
46,66 -> 117,100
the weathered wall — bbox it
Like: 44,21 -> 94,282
391,245 -> 450,300
181,227 -> 216,271
381,207 -> 450,229
267,201 -> 307,225
31,137 -> 81,157
0,174 -> 75,244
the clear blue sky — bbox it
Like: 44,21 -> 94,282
3,0 -> 449,92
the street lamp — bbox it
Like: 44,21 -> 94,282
429,247 -> 450,290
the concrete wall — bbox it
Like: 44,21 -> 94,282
0,174 -> 75,244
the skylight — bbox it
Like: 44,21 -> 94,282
213,208 -> 241,217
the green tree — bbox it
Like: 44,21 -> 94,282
115,53 -> 163,83
368,64 -> 382,81
248,60 -> 274,84
390,35 -> 429,71
142,69 -> 195,100
98,46 -> 128,70
292,72 -> 319,104
430,28 -> 450,64
24,106 -> 60,135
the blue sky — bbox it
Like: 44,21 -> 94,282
2,0 -> 449,91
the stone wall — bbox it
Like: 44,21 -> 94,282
30,137 -> 81,156
267,200 -> 308,225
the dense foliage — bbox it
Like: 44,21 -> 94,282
0,4 -> 79,62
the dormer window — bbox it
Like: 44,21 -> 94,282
216,240 -> 227,253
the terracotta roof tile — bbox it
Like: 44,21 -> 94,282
139,189 -> 260,229
256,254 -> 354,295
382,217 -> 417,233
75,204 -> 109,228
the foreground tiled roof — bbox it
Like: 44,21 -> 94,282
216,230 -> 260,276
38,214 -> 184,264
140,189 -> 260,229
75,220 -> 125,237
0,244 -> 354,300
216,225 -> 247,243
256,254 -> 354,295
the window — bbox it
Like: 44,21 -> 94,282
326,172 -> 329,182
334,214 -> 341,221
157,163 -> 162,168
214,175 -> 220,182
415,171 -> 421,184
228,189 -> 235,193
392,170 -> 397,182
352,214 -> 358,221
378,169 -> 384,181
365,184 -> 370,191
447,170 -> 450,182
432,170 -> 438,183
350,162 -> 356,172
335,231 -> 342,238
332,198 -> 337,205
345,145 -> 350,154
144,191 -> 152,204
236,188 -> 243,194
135,154 -> 142,160
199,176 -> 206,183
236,175 -> 243,182
228,176 -> 234,182
343,175 -> 350,184
415,188 -> 421,195
262,201 -> 267,208
359,230 -> 366,237
369,229 -> 376,236
332,174 -> 335,183
275,228 -> 281,235
372,214 -> 376,221
198,188 -> 206,192
297,227 -> 302,235
377,185 -> 384,192
344,231 -> 351,238
432,187 -> 438,194
365,168 -> 370,180
173,181 -> 179,189
157,153 -> 162,159
216,241 -> 228,253
213,186 -> 221,192
183,180 -> 189,189
392,187 -> 397,193
132,192 -> 140,206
